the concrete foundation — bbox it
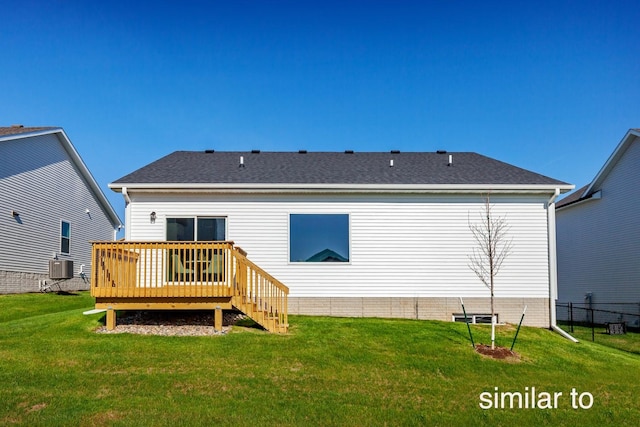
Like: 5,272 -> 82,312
288,297 -> 550,327
0,270 -> 90,294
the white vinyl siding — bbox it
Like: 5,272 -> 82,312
126,193 -> 551,299
0,133 -> 115,275
557,137 -> 640,305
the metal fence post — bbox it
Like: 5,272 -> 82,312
569,302 -> 574,333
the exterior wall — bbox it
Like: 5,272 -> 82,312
556,137 -> 640,309
126,192 -> 552,323
0,133 -> 115,293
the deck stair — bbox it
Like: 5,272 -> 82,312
90,241 -> 288,333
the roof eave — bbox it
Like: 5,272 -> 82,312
556,190 -> 602,211
582,129 -> 640,198
0,127 -> 62,141
109,182 -> 574,195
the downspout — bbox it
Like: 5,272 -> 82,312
122,186 -> 132,204
547,188 -> 579,342
121,187 -> 132,241
113,225 -> 123,241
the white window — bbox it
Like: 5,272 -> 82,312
60,221 -> 71,254
289,214 -> 350,263
453,314 -> 496,324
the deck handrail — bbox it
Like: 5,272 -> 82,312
229,245 -> 289,331
90,241 -> 288,332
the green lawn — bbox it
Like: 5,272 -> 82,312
556,323 -> 640,355
1,292 -> 639,426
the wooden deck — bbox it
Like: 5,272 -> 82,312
91,241 -> 288,333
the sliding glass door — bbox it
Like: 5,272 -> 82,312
166,217 -> 227,282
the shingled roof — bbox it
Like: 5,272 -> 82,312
112,150 -> 571,189
555,185 -> 589,208
0,125 -> 58,137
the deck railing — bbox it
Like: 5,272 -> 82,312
91,241 -> 288,332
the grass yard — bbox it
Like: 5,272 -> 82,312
1,292 -> 639,426
556,323 -> 640,355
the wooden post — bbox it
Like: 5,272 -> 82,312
214,305 -> 222,332
106,307 -> 116,330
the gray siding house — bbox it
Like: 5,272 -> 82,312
110,149 -> 572,327
556,129 -> 640,326
1,126 -> 121,293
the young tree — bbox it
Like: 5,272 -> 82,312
468,195 -> 513,349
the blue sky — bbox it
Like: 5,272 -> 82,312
2,1 -> 639,221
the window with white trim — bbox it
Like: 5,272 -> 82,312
289,214 -> 350,262
60,221 -> 71,254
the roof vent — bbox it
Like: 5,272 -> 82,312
239,156 -> 245,167
251,149 -> 260,154
205,149 -> 215,153
298,150 -> 307,154
345,150 -> 354,154
11,124 -> 24,128
448,154 -> 453,166
390,150 -> 400,154
389,159 -> 394,167
437,150 -> 447,154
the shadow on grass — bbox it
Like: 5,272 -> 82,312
55,291 -> 80,296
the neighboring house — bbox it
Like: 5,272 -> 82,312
556,129 -> 640,326
108,149 -> 572,328
0,125 -> 122,293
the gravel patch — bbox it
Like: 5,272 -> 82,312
95,310 -> 248,336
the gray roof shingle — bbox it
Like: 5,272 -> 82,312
555,185 -> 589,208
0,126 -> 58,137
113,150 -> 570,186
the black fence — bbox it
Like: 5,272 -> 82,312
556,302 -> 640,341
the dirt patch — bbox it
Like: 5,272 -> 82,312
87,410 -> 124,426
27,403 -> 47,413
475,344 -> 520,360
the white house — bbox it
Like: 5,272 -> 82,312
556,129 -> 640,326
0,126 -> 122,293
109,149 -> 572,327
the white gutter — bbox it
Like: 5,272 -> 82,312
121,186 -> 132,204
555,190 -> 602,212
109,182 -> 575,194
546,188 -> 579,342
120,187 -> 132,241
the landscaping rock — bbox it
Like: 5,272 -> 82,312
95,310 -> 248,336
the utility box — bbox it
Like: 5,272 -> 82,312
606,322 -> 626,335
49,260 -> 74,279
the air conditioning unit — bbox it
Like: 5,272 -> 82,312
49,260 -> 74,279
